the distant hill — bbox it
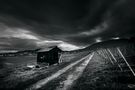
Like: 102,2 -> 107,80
61,38 -> 135,53
74,38 -> 135,53
0,48 -> 41,57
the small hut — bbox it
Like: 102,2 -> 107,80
37,46 -> 62,65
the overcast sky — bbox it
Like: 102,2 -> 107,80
0,0 -> 135,51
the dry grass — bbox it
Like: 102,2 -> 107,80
0,51 -> 89,90
71,53 -> 135,90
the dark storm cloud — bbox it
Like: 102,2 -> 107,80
0,0 -> 135,49
97,0 -> 135,39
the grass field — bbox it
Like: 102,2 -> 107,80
0,47 -> 135,90
71,52 -> 135,90
0,51 -> 89,90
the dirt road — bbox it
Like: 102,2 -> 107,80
26,53 -> 94,90
26,49 -> 135,90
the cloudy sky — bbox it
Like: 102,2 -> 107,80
0,0 -> 135,51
